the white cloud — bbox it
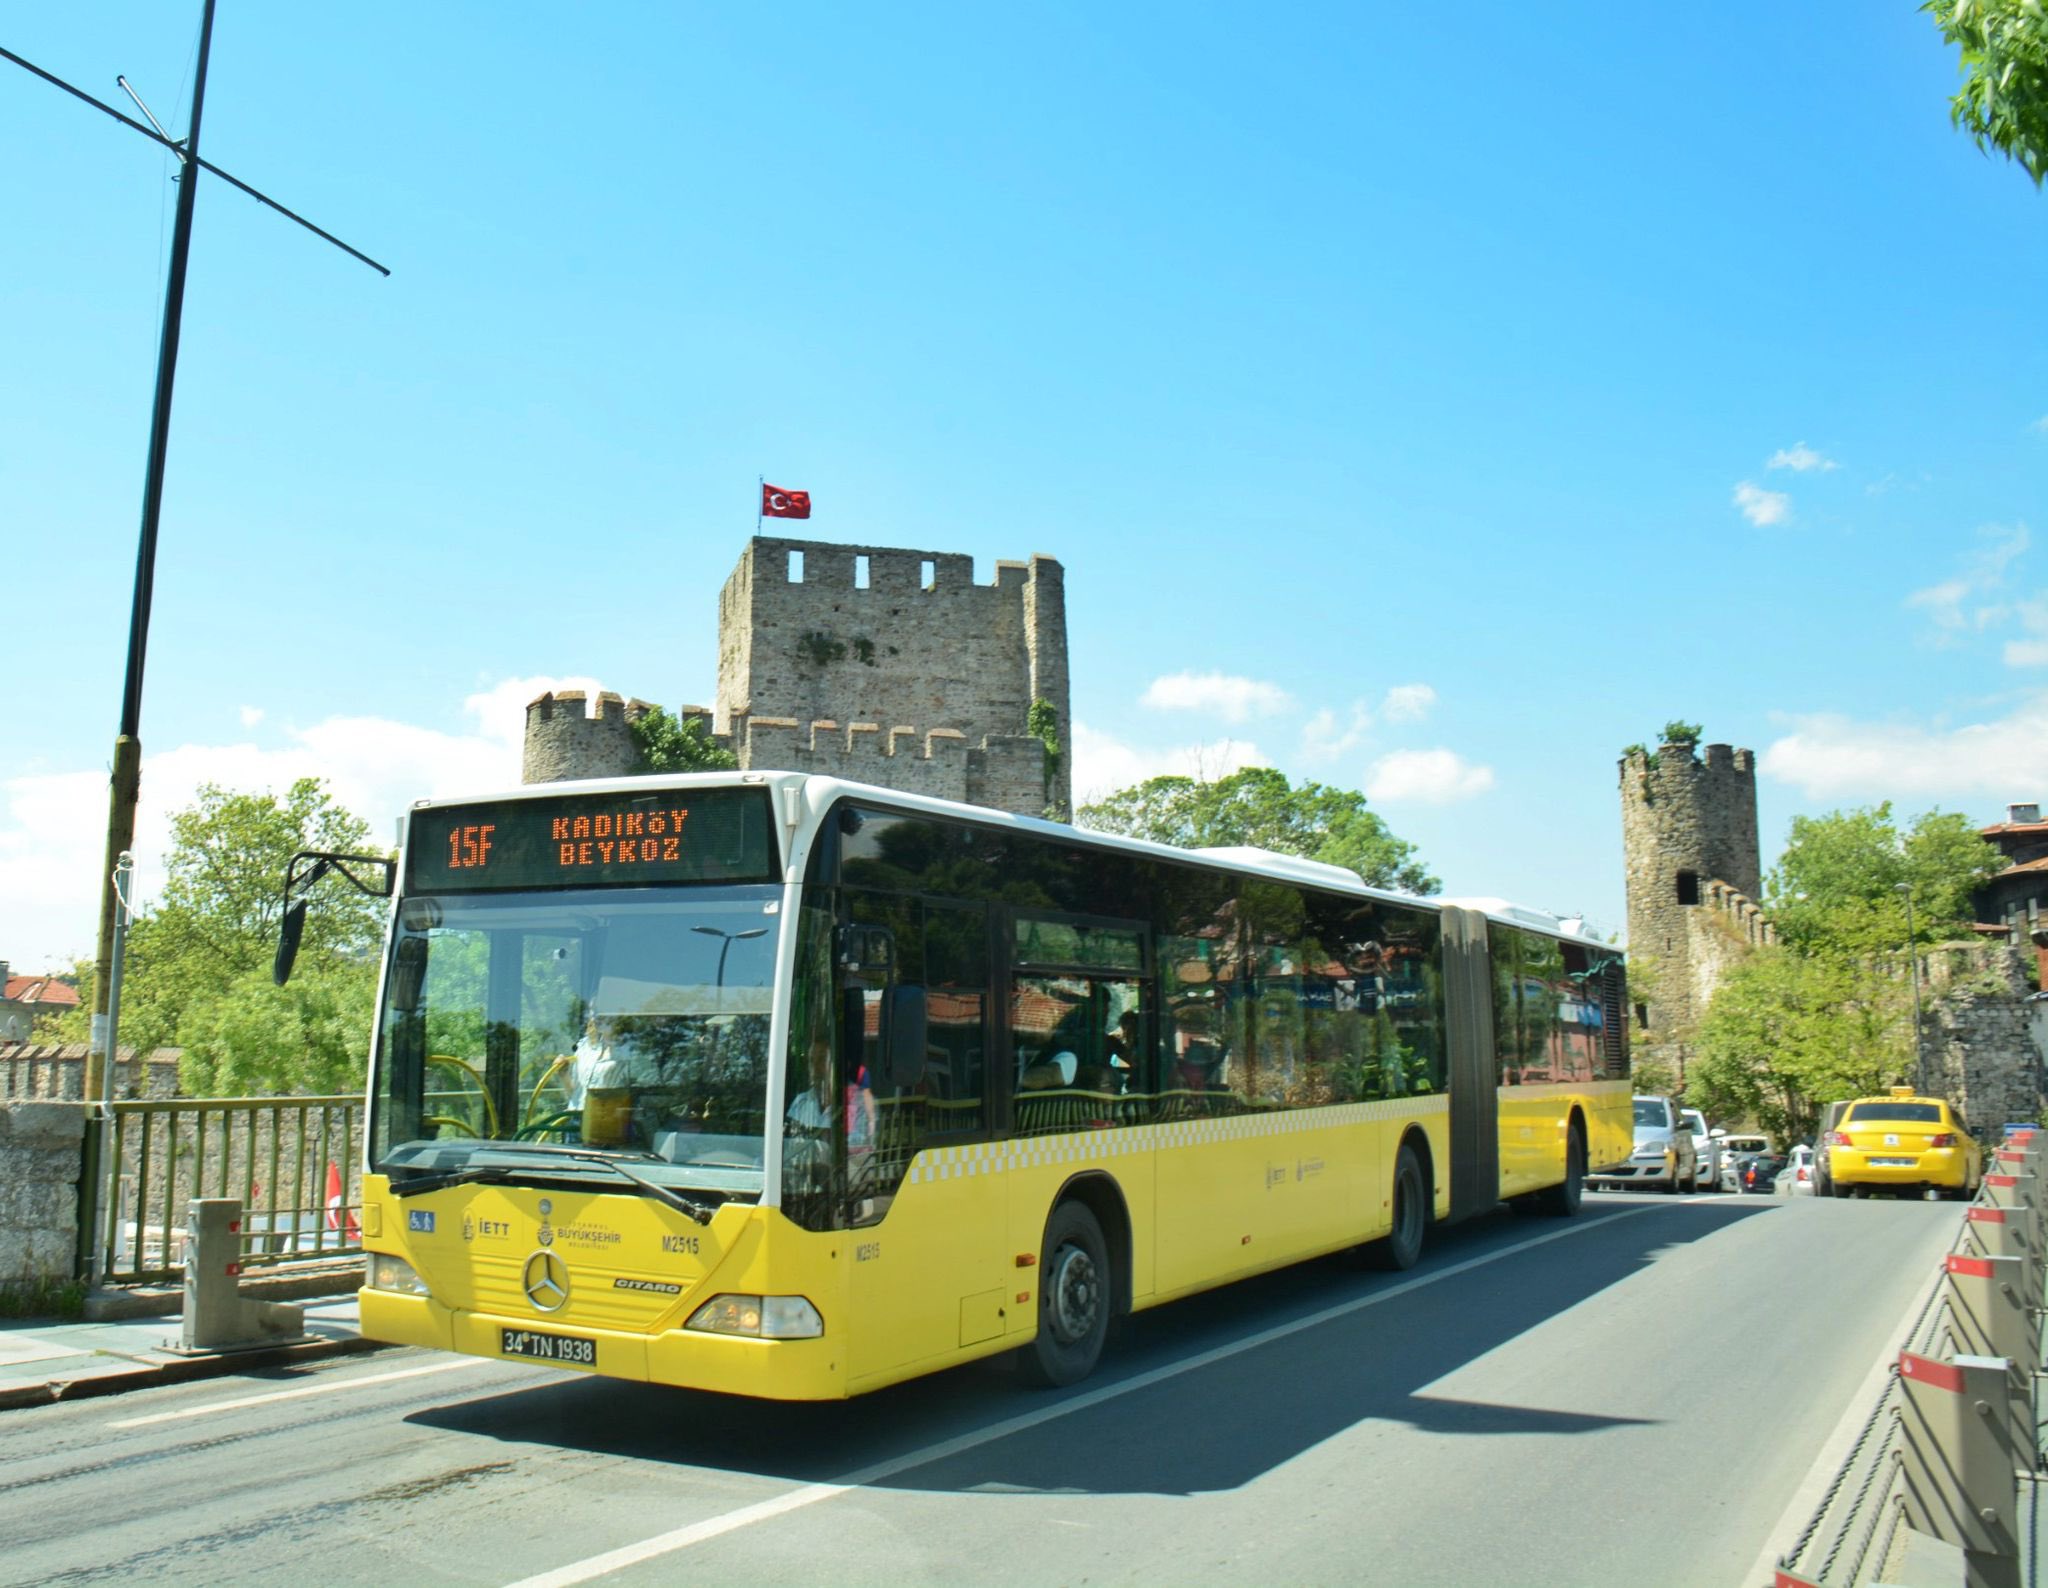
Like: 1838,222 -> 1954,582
1379,683 -> 1436,723
1140,671 -> 1293,723
1364,748 -> 1496,805
1068,721 -> 1268,808
1759,691 -> 2048,800
239,705 -> 265,728
2005,596 -> 2048,667
0,674 -> 602,973
1733,481 -> 1792,527
1300,701 -> 1372,762
1767,442 -> 1838,473
1905,523 -> 2031,642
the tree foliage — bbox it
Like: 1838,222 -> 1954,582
1077,766 -> 1439,894
1691,801 -> 2001,1134
1925,0 -> 2048,188
630,706 -> 738,773
1688,947 -> 1907,1142
1764,803 -> 2004,958
46,780 -> 390,1095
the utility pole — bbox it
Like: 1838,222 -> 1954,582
4,10 -> 387,1102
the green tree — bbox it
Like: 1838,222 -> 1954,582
1077,766 -> 1438,894
1925,0 -> 2048,188
629,706 -> 738,773
1688,946 -> 1907,1142
60,780 -> 390,1094
1765,803 -> 2003,957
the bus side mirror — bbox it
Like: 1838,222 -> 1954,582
885,986 -> 927,1088
273,901 -> 308,987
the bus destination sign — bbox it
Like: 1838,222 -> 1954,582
407,788 -> 776,892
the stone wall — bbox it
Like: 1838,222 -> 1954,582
1920,944 -> 2047,1132
0,1042 -> 181,1102
0,1102 -> 85,1297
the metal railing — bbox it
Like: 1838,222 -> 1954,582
95,1096 -> 363,1285
1775,1136 -> 2044,1588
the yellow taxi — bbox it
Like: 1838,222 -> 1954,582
1822,1086 -> 1984,1200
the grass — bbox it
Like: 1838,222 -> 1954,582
0,1276 -> 88,1322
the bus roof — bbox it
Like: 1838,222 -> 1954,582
409,769 -> 1610,951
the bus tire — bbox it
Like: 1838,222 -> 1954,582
1537,1123 -> 1585,1217
1019,1201 -> 1110,1388
1367,1142 -> 1427,1272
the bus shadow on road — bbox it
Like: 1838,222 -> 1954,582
409,1196 -> 1777,1498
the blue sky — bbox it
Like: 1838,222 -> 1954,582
3,3 -> 2043,972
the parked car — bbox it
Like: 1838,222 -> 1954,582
1810,1101 -> 1851,1198
1777,1142 -> 1816,1195
1588,1095 -> 1699,1193
1739,1151 -> 1787,1193
1719,1133 -> 1772,1191
1823,1087 -> 1984,1200
1683,1109 -> 1720,1192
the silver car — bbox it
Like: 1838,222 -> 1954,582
1589,1095 -> 1699,1193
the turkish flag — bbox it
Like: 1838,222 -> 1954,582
761,483 -> 811,519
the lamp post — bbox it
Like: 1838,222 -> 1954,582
693,925 -> 768,989
1895,882 -> 1926,1095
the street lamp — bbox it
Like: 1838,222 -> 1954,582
1895,882 -> 1926,1095
693,925 -> 768,989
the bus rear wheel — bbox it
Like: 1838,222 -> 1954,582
1020,1201 -> 1110,1388
1537,1123 -> 1585,1217
1367,1143 -> 1427,1271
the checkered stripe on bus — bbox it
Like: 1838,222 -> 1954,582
902,1094 -> 1448,1184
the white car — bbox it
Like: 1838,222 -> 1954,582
1777,1143 -> 1816,1195
1718,1133 -> 1772,1192
1683,1109 -> 1720,1193
1588,1095 -> 1699,1193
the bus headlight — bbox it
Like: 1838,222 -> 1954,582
366,1252 -> 431,1297
685,1294 -> 823,1339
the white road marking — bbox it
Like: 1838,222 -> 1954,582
107,1358 -> 488,1428
504,1206 -> 1657,1588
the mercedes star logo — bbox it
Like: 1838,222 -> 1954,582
522,1249 -> 570,1312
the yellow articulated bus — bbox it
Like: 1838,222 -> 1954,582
290,772 -> 1631,1400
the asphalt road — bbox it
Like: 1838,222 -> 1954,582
0,1190 -> 1962,1588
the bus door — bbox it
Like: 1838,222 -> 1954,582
837,890 -> 1010,1385
1439,906 -> 1501,1222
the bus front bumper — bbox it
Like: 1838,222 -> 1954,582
360,1286 -> 849,1401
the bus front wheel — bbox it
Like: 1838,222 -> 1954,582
1020,1201 -> 1110,1388
1367,1143 -> 1427,1272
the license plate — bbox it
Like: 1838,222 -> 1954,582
1869,1157 -> 1916,1167
500,1327 -> 597,1366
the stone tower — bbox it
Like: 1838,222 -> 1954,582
520,536 -> 1072,820
713,536 -> 1070,817
1619,738 -> 1764,1073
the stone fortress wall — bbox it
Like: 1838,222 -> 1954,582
522,536 -> 1071,819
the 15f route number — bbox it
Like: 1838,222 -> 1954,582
448,823 -> 495,869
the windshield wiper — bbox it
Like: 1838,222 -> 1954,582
391,1164 -> 514,1197
532,1147 -> 719,1226
386,1147 -> 718,1225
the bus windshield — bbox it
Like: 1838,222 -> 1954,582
369,883 -> 781,1199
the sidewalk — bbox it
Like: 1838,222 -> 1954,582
0,1294 -> 379,1411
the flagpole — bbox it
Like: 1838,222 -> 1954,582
756,474 -> 763,536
